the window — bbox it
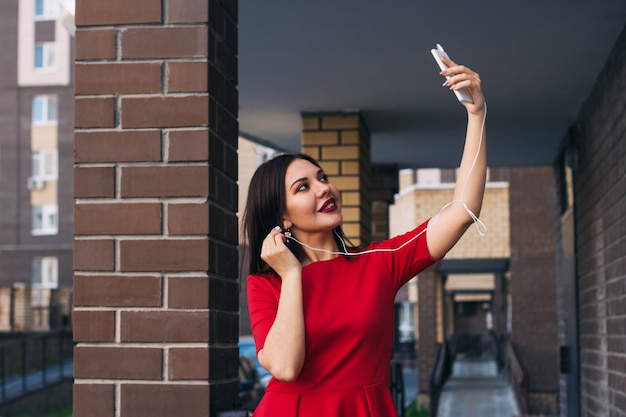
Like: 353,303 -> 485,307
32,95 -> 58,124
35,0 -> 58,20
34,43 -> 56,70
31,150 -> 58,180
395,302 -> 415,343
32,204 -> 58,235
32,257 -> 58,289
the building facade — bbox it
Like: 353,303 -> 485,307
553,24 -> 626,417
0,0 -> 74,331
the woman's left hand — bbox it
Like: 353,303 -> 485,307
440,56 -> 485,116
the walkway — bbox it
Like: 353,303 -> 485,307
437,355 -> 520,417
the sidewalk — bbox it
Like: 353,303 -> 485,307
437,356 -> 520,417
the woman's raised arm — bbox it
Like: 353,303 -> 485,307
426,56 -> 487,259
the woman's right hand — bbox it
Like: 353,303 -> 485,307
261,226 -> 302,278
258,226 -> 306,381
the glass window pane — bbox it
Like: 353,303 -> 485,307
47,96 -> 58,121
32,258 -> 43,284
32,152 -> 41,177
32,207 -> 43,231
33,96 -> 44,121
48,211 -> 58,230
44,151 -> 58,177
34,45 -> 44,68
46,45 -> 56,68
35,0 -> 45,16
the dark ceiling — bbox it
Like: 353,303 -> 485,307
238,1 -> 626,168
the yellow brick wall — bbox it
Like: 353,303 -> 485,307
302,113 -> 371,245
410,186 -> 510,259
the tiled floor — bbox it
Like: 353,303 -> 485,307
437,356 -> 520,417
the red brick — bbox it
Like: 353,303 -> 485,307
74,130 -> 162,163
120,311 -> 209,342
73,310 -> 116,342
74,346 -> 162,379
120,239 -> 209,272
121,27 -> 208,59
121,384 -> 210,417
73,239 -> 115,271
74,167 -> 115,198
74,203 -> 162,235
75,0 -> 162,26
168,348 -> 209,380
166,0 -> 209,23
121,96 -> 209,129
75,97 -> 115,128
75,29 -> 115,60
120,166 -> 208,198
167,61 -> 208,93
168,130 -> 209,162
168,203 -> 209,235
168,277 -> 209,309
76,63 -> 162,95
74,384 -> 115,417
74,275 -> 162,307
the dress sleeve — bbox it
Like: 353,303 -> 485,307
246,274 -> 280,354
368,218 -> 441,290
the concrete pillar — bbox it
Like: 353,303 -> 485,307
301,112 -> 371,245
72,1 -> 239,416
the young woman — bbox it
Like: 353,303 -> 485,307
242,56 -> 486,416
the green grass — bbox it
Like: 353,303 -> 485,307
12,405 -> 71,417
405,399 -> 429,417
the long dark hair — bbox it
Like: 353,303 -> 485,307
242,153 -> 352,275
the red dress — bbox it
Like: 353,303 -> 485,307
247,220 -> 439,417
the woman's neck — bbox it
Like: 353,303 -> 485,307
297,232 -> 339,265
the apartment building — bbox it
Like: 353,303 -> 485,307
0,0 -> 74,330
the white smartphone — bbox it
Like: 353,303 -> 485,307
431,44 -> 473,103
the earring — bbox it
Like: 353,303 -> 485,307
284,229 -> 292,239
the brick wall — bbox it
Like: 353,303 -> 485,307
416,267 -> 440,409
568,23 -> 626,417
301,112 -> 372,245
509,166 -> 559,413
73,1 -> 239,416
370,164 -> 399,243
410,186 -> 510,260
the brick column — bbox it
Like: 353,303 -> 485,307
370,164 -> 399,242
72,1 -> 239,416
416,267 -> 440,409
301,112 -> 371,245
509,166 -> 559,414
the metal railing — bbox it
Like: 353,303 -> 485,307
429,339 -> 454,417
0,330 -> 73,403
503,338 -> 529,415
389,360 -> 405,417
